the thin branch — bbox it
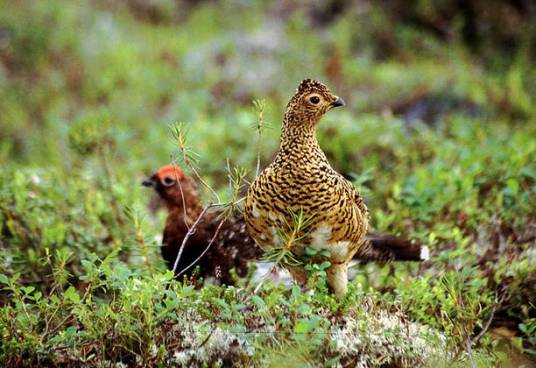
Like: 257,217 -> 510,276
171,203 -> 215,275
167,156 -> 191,232
48,314 -> 74,337
470,302 -> 498,347
464,338 -> 477,368
253,99 -> 266,177
176,218 -> 226,278
198,325 -> 217,348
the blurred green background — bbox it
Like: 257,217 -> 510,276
1,0 -> 535,172
0,0 -> 535,366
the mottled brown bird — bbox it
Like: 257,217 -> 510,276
245,79 -> 428,296
142,164 -> 260,285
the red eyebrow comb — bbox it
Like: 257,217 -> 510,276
156,164 -> 184,180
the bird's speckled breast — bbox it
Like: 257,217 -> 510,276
245,153 -> 368,263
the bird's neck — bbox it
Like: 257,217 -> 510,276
277,113 -> 326,164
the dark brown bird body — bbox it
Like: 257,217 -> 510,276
144,164 -> 260,284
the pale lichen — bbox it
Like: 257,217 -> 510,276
162,297 -> 446,367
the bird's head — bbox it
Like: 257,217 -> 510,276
142,164 -> 199,210
284,79 -> 345,126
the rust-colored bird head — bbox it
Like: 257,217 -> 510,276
284,79 -> 345,125
142,164 -> 200,212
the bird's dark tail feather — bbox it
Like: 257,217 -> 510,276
354,234 -> 429,263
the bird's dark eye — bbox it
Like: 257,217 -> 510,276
310,96 -> 320,104
162,177 -> 175,187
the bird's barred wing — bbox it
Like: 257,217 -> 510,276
337,174 -> 369,219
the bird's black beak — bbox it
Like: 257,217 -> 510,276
331,97 -> 345,108
142,177 -> 154,187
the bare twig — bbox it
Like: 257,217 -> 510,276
470,301 -> 498,347
176,218 -> 226,278
198,325 -> 218,348
48,314 -> 74,337
464,338 -> 477,368
172,203 -> 215,275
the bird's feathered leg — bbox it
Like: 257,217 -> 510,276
326,262 -> 348,296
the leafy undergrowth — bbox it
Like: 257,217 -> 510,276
1,0 -> 536,367
1,267 -> 447,367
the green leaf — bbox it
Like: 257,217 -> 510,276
251,295 -> 266,308
163,270 -> 175,280
298,303 -> 311,315
232,303 -> 247,311
304,247 -> 317,256
215,298 -> 229,310
0,274 -> 9,284
50,294 -> 61,304
294,320 -> 309,334
319,250 -> 331,258
23,286 -> 35,294
64,286 -> 80,304
506,178 -> 519,195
